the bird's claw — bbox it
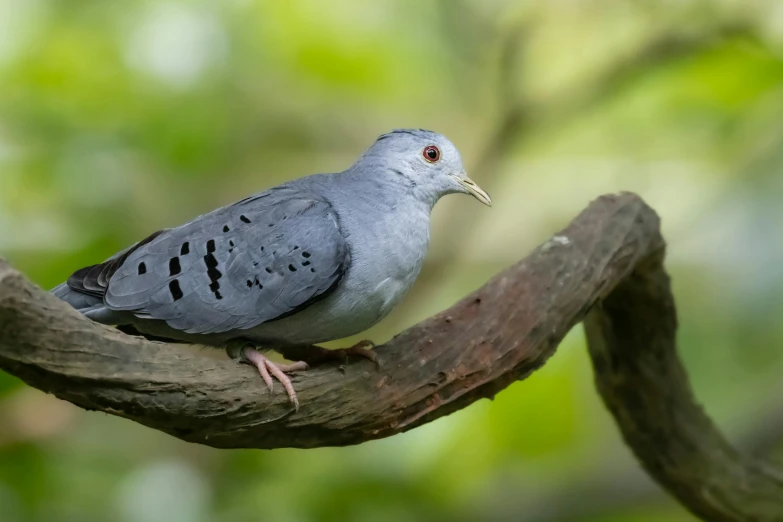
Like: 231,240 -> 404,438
307,340 -> 379,369
234,345 -> 308,410
341,340 -> 379,368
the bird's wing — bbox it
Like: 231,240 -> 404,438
65,186 -> 350,335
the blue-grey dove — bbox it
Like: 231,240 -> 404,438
53,129 -> 491,408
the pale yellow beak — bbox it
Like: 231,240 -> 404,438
451,175 -> 492,207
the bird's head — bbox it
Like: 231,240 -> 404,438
356,129 -> 492,208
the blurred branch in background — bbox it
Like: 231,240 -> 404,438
424,18 -> 756,263
474,398 -> 783,522
0,193 -> 781,520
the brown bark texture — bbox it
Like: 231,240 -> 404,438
0,192 -> 781,521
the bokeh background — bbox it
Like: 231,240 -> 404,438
1,0 -> 783,521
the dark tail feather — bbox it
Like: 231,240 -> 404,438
52,282 -> 104,312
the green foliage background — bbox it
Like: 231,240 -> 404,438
1,1 -> 782,521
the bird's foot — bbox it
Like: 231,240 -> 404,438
333,340 -> 380,368
276,340 -> 379,369
228,344 -> 308,410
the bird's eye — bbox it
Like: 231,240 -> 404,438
422,145 -> 440,163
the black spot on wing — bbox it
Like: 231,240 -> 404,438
138,262 -> 147,275
169,257 -> 181,276
204,253 -> 220,277
203,252 -> 222,300
169,280 -> 184,301
246,277 -> 263,290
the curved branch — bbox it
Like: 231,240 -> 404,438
1,193 -> 782,519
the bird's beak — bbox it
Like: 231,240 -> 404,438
451,175 -> 492,207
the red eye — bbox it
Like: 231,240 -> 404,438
422,145 -> 440,163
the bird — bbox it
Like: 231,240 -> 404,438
52,129 -> 492,409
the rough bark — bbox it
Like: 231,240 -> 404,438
0,192 -> 781,520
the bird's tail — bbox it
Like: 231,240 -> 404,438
51,282 -> 104,314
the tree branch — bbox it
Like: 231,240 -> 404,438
1,193 -> 782,519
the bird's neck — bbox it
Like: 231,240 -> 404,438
337,166 -> 440,213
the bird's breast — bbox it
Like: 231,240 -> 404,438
341,208 -> 430,322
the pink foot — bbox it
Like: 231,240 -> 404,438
241,347 -> 308,410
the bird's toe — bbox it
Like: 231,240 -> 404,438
238,346 -> 307,410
